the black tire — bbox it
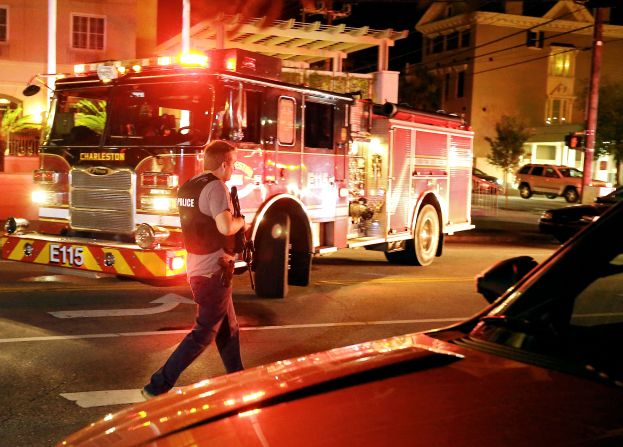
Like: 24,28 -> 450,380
384,239 -> 416,265
414,204 -> 440,266
519,184 -> 532,199
254,213 -> 290,298
564,187 -> 579,203
289,250 -> 312,286
545,194 -> 557,199
384,205 -> 440,266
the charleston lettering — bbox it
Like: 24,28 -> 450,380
177,198 -> 195,207
79,153 -> 126,161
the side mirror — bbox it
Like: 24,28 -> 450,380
476,256 -> 538,304
23,85 -> 41,96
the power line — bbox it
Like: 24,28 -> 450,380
430,23 -> 594,73
473,36 -> 623,75
415,4 -> 587,68
351,4 -> 589,72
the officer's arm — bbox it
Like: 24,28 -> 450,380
214,210 -> 244,236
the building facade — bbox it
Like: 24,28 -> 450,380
416,0 -> 623,184
0,0 -> 139,147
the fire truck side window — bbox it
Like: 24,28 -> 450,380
277,97 -> 296,145
217,88 -> 262,144
243,90 -> 262,144
304,101 -> 334,150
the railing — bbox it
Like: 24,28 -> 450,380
4,135 -> 40,157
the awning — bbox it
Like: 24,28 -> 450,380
156,14 -> 409,71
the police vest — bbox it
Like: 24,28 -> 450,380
177,173 -> 234,255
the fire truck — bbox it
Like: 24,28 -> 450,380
1,49 -> 474,298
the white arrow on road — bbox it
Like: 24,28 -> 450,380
60,387 -> 182,408
48,293 -> 194,319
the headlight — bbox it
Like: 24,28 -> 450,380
135,223 -> 170,249
540,211 -> 553,220
5,217 -> 30,234
140,196 -> 176,212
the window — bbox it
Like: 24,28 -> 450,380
526,30 -> 544,48
277,97 -> 296,146
457,71 -> 465,98
549,48 -> 574,77
433,35 -> 444,53
531,166 -> 544,176
0,7 -> 7,42
72,14 -> 105,50
304,101 -> 333,149
544,167 -> 558,178
103,82 -> 213,146
446,32 -> 459,51
536,146 -> 556,160
460,29 -> 470,48
240,90 -> 262,143
546,97 -> 571,125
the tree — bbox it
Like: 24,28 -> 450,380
398,63 -> 441,112
485,115 -> 532,202
75,99 -> 107,135
594,82 -> 623,185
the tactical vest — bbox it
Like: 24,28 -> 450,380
177,173 -> 234,255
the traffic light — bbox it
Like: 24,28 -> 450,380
565,132 -> 584,149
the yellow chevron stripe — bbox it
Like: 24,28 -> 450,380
103,248 -> 133,275
8,239 -> 34,261
135,251 -> 167,276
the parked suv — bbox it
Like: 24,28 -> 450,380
515,163 -> 605,203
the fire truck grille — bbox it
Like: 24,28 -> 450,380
70,169 -> 135,234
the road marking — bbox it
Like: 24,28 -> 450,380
61,387 -> 184,408
61,389 -> 146,408
48,293 -> 194,318
316,277 -> 473,286
0,318 -> 465,344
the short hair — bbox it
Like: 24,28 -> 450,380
203,140 -> 235,171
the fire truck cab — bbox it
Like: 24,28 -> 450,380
1,48 -> 473,298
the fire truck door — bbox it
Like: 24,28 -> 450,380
301,100 -> 339,221
388,127 -> 413,234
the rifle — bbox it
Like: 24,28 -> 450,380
230,186 -> 255,289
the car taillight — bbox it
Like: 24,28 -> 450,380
141,172 -> 179,189
33,169 -> 60,184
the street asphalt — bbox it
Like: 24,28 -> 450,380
448,191 -> 561,246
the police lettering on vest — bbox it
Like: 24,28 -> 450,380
177,197 -> 195,208
177,173 -> 234,255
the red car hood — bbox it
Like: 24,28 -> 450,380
59,333 -> 462,446
60,333 -> 623,446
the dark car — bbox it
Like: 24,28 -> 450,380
539,186 -> 623,243
472,167 -> 502,194
60,202 -> 623,446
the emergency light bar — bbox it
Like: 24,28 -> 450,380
70,49 -> 282,82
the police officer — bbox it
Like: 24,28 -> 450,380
142,140 -> 245,398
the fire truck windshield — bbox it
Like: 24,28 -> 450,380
106,81 -> 213,147
44,86 -> 109,146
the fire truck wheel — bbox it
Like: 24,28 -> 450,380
254,212 -> 291,298
413,204 -> 440,266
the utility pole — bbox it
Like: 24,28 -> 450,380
581,6 -> 604,202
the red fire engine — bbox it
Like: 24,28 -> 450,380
1,49 -> 473,298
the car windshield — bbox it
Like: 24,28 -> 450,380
472,203 -> 623,383
558,167 -> 583,178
